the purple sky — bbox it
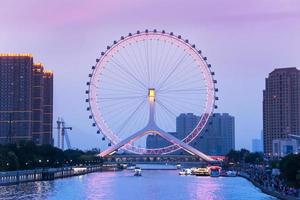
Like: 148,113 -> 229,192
1,0 -> 300,150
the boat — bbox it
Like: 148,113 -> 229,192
126,164 -> 136,170
179,168 -> 192,175
209,166 -> 221,177
226,170 -> 237,177
192,167 -> 210,176
133,167 -> 142,176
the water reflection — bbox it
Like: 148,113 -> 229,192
0,170 -> 275,200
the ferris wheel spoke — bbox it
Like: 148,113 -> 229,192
160,78 -> 205,92
158,88 -> 206,94
98,81 -> 143,94
118,107 -> 147,140
156,52 -> 189,91
155,42 -> 179,88
100,100 -> 146,123
98,75 -> 142,92
100,66 -> 145,90
116,99 -> 147,135
158,98 -> 205,114
156,104 -> 176,133
98,95 -> 147,101
142,39 -> 150,87
108,58 -> 145,90
152,39 -> 165,85
116,47 -> 145,87
124,44 -> 146,85
156,100 -> 178,118
151,39 -> 160,85
159,94 -> 204,107
134,38 -> 148,80
98,100 -> 139,110
109,57 -> 148,89
157,59 -> 198,90
96,87 -> 144,94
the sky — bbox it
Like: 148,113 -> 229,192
0,0 -> 300,150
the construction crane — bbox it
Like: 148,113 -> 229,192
56,117 -> 72,150
56,117 -> 62,148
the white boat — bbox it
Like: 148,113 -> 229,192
134,167 -> 142,176
179,168 -> 192,175
226,170 -> 237,177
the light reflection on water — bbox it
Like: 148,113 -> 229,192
0,170 -> 275,200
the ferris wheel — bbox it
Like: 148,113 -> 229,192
86,29 -> 217,156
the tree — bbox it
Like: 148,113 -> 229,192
245,152 -> 263,164
6,151 -> 19,171
279,154 -> 300,188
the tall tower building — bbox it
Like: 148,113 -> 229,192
263,67 -> 300,155
43,70 -> 53,145
32,63 -> 44,144
0,54 -> 33,144
0,54 -> 53,145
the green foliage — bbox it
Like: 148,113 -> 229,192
279,154 -> 300,188
244,152 -> 263,164
226,149 -> 263,164
0,141 -> 102,171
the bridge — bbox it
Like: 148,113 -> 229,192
102,154 -> 224,166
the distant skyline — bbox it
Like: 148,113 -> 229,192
0,0 -> 299,150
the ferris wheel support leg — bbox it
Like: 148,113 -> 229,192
99,128 -> 214,162
156,129 -> 214,162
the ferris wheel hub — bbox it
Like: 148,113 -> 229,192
148,88 -> 156,102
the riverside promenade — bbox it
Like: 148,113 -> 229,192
0,164 -> 120,186
239,171 -> 300,200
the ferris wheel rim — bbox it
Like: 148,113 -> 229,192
87,29 -> 217,154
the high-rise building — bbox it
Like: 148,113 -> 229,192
0,54 -> 33,144
146,132 -> 177,149
43,70 -> 53,145
0,54 -> 53,145
146,113 -> 235,156
263,67 -> 300,155
194,113 -> 235,155
32,63 -> 44,144
252,138 -> 263,152
176,113 -> 200,139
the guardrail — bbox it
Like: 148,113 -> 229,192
0,165 -> 103,186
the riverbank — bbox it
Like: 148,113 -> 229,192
0,164 -> 121,186
239,172 -> 300,200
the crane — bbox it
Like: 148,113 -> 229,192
56,117 -> 72,150
56,117 -> 62,148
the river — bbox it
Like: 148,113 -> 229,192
0,169 -> 275,200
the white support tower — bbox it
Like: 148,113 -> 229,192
99,88 -> 214,162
